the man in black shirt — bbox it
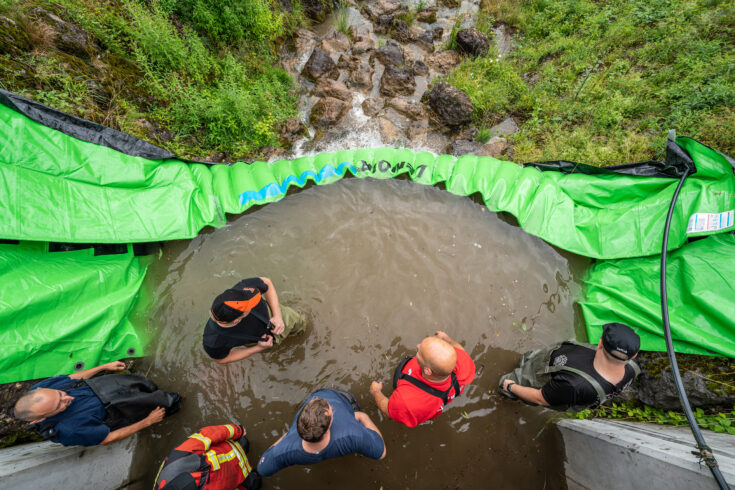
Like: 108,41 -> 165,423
203,277 -> 306,364
498,323 -> 641,412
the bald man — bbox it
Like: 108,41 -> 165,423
369,331 -> 476,427
13,361 -> 180,447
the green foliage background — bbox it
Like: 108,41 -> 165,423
0,0 -> 302,159
449,0 -> 735,164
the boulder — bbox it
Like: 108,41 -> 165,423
387,98 -> 425,120
428,82 -> 474,126
314,78 -> 353,102
483,136 -> 508,158
416,8 -> 437,24
624,352 -> 735,410
362,97 -> 385,117
449,139 -> 486,156
439,0 -> 460,8
374,39 -> 405,67
352,35 -> 376,55
302,48 -> 339,81
426,50 -> 461,74
374,14 -> 395,34
489,117 -> 519,138
380,65 -> 416,97
339,55 -> 374,91
278,117 -> 308,146
362,0 -> 401,21
417,29 -> 435,52
412,60 -> 429,76
456,28 -> 490,57
310,96 -> 350,129
302,0 -> 335,22
378,117 -> 404,145
391,20 -> 416,43
33,7 -> 98,57
0,16 -> 32,56
320,30 -> 351,55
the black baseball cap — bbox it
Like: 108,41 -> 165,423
211,288 -> 261,322
602,323 -> 640,361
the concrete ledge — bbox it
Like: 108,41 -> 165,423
0,436 -> 136,490
558,419 -> 735,490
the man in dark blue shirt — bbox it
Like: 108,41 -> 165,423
257,389 -> 386,476
13,361 -> 179,446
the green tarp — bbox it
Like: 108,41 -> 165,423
2,102 -> 734,258
1,94 -> 735,382
0,242 -> 147,383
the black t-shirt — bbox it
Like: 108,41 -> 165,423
540,343 -> 636,410
202,278 -> 271,360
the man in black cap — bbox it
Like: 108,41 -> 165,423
203,277 -> 306,364
498,323 -> 641,412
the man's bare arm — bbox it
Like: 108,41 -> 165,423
260,277 -> 285,335
502,380 -> 549,406
69,361 -> 126,380
213,337 -> 273,364
369,381 -> 390,419
100,407 -> 164,445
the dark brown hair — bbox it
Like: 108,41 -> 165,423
297,398 -> 331,443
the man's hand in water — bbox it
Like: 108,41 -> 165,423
370,381 -> 383,396
370,381 -> 390,419
257,335 -> 274,350
104,361 -> 127,371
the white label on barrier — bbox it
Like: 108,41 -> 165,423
686,210 -> 734,233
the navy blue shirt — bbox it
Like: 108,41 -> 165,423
31,375 -> 109,446
257,390 -> 384,476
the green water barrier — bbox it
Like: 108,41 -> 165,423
1,90 -> 734,382
0,242 -> 147,383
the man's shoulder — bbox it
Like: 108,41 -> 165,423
32,375 -> 72,391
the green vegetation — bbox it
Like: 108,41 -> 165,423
572,401 -> 735,435
448,0 -> 735,164
477,127 -> 492,143
0,0 -> 302,159
335,1 -> 350,36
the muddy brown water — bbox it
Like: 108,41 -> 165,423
131,178 -> 588,489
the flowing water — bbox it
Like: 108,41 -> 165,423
131,177 -> 588,489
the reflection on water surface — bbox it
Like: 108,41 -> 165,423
133,178 -> 587,489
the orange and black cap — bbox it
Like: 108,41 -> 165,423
211,288 -> 262,323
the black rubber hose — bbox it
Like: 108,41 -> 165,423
660,167 -> 730,489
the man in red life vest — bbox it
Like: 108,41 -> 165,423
154,424 -> 261,490
369,331 -> 476,428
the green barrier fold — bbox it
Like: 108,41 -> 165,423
0,242 -> 148,383
580,233 -> 735,357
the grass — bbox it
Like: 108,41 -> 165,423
335,1 -> 350,36
0,0 -> 301,160
448,0 -> 735,164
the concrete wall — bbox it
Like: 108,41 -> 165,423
0,436 -> 136,490
558,419 -> 735,490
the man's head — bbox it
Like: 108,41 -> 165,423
416,336 -> 457,379
14,388 -> 74,423
297,398 -> 332,443
599,323 -> 640,364
210,287 -> 261,324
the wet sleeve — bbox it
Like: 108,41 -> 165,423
540,377 -> 576,407
454,348 -> 476,387
387,390 -> 419,428
53,420 -> 110,447
178,425 -> 244,454
256,444 -> 284,477
353,428 -> 385,460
